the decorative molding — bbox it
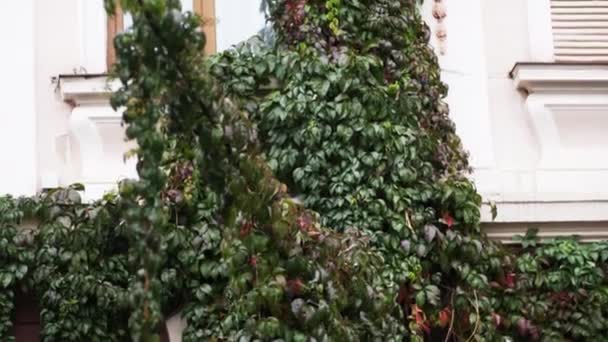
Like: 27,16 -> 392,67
58,75 -> 135,201
481,199 -> 608,224
432,0 -> 448,55
484,221 -> 608,244
511,63 -> 608,169
59,74 -> 119,106
511,62 -> 608,92
479,62 -> 608,236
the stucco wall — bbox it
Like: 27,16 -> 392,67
0,0 -> 37,196
34,0 -> 81,189
481,0 -> 536,197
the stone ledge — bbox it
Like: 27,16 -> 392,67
58,74 -> 119,106
56,75 -> 136,200
511,62 -> 608,93
481,199 -> 608,223
483,221 -> 608,244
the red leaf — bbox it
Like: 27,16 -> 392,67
421,321 -> 431,335
287,278 -> 304,296
442,212 -> 454,228
240,221 -> 253,239
505,272 -> 516,288
517,318 -> 530,336
397,284 -> 409,304
411,305 -> 431,335
249,255 -> 258,267
249,256 -> 257,267
438,307 -> 451,328
296,215 -> 310,231
491,312 -> 502,327
297,213 -> 321,240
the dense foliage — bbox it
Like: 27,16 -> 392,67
495,231 -> 608,340
213,0 -> 504,339
0,0 -> 608,341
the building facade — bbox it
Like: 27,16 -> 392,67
0,0 -> 607,338
2,0 -> 608,240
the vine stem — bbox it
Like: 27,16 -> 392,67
143,271 -> 150,321
444,292 -> 455,342
465,290 -> 480,342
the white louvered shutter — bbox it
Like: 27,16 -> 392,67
551,0 -> 608,61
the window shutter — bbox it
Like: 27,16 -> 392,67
551,0 -> 608,61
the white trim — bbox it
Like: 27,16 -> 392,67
58,76 -> 136,201
512,63 -> 608,169
512,63 -> 608,92
527,0 -> 555,62
60,76 -> 119,105
484,62 -> 608,228
481,200 -> 608,223
484,221 -> 608,243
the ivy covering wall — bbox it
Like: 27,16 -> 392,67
0,0 -> 607,341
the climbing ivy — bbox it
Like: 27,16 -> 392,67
494,231 -> 608,340
0,196 -> 31,342
212,0 -> 608,340
213,0 -> 503,339
0,1 -> 608,341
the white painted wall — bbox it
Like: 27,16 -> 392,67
34,0 -> 85,190
477,0 -> 608,233
422,0 -> 498,197
0,0 -> 38,196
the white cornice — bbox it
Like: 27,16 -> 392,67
481,199 -> 608,224
511,63 -> 608,93
58,75 -> 120,106
484,221 -> 608,244
56,75 -> 134,201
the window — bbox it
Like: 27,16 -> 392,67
106,0 -> 216,68
550,0 -> 608,61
